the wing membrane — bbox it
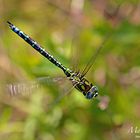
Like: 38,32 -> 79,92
81,33 -> 112,77
0,76 -> 67,96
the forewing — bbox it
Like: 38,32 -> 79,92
0,76 -> 71,97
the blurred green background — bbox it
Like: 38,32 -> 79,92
0,0 -> 140,140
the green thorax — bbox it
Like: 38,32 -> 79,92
64,69 -> 93,95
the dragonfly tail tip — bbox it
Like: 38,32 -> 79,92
7,21 -> 13,26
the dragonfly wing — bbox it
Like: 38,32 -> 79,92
48,82 -> 77,109
36,76 -> 74,108
1,76 -> 67,96
0,76 -> 77,113
81,33 -> 112,77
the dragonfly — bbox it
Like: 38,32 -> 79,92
7,21 -> 107,100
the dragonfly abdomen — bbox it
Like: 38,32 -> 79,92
7,21 -> 70,76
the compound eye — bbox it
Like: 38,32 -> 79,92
91,86 -> 98,93
85,92 -> 93,99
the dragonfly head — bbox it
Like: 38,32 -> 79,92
85,86 -> 98,99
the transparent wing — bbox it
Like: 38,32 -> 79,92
0,76 -> 76,114
81,33 -> 112,77
47,83 -> 77,110
0,76 -> 71,97
0,76 -> 75,110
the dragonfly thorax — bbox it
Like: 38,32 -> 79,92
68,72 -> 98,99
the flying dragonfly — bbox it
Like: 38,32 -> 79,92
7,21 -> 109,99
